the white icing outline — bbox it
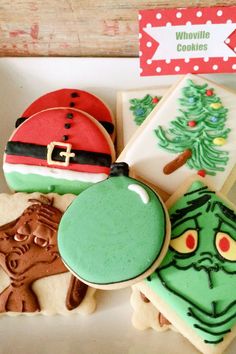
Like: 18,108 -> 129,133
128,184 -> 149,204
3,163 -> 108,183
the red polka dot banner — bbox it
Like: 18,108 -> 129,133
139,6 -> 236,76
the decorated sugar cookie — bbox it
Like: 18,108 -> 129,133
0,192 -> 96,315
135,177 -> 236,354
131,284 -> 174,332
116,87 -> 167,154
118,74 -> 236,194
4,108 -> 115,194
58,162 -> 170,290
17,88 -> 115,139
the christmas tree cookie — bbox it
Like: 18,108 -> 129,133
0,192 -> 96,315
116,87 -> 167,153
118,74 -> 236,194
3,108 -> 115,194
134,177 -> 236,354
58,162 -> 170,290
17,88 -> 115,140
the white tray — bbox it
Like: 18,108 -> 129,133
0,58 -> 236,354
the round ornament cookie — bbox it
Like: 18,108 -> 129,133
17,88 -> 115,139
4,108 -> 115,194
58,162 -> 171,290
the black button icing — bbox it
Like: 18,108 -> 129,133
71,92 -> 79,98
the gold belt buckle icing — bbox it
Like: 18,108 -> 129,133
47,142 -> 75,167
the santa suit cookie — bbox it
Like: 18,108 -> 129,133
4,108 -> 115,194
16,89 -> 115,140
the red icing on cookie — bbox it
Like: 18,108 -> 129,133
186,234 -> 195,250
205,89 -> 214,96
21,89 -> 114,135
152,97 -> 159,104
6,108 -> 115,174
187,121 -> 197,127
219,236 -> 230,252
197,170 -> 206,177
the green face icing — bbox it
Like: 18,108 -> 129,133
146,181 -> 236,344
154,79 -> 231,176
58,175 -> 167,287
129,94 -> 161,126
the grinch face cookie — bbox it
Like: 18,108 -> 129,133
135,177 -> 236,354
17,88 -> 115,139
4,108 -> 115,194
0,192 -> 96,315
118,74 -> 236,194
58,162 -> 170,289
116,87 -> 167,153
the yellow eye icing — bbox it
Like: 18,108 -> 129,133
215,232 -> 236,261
170,229 -> 198,254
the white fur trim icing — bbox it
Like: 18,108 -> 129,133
3,163 -> 108,183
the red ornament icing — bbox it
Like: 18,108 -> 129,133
6,108 -> 115,174
219,236 -> 230,252
206,89 -> 214,96
186,234 -> 195,250
21,89 -> 114,137
188,121 -> 197,127
197,170 -> 206,177
152,97 -> 159,104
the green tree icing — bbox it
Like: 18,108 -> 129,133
154,80 -> 231,176
129,94 -> 161,126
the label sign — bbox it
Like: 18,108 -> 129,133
139,6 -> 236,76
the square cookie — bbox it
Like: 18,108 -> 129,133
118,74 -> 236,194
135,176 -> 236,354
116,88 -> 167,154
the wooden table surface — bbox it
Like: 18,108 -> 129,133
0,0 -> 235,57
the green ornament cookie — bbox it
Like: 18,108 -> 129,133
58,162 -> 170,289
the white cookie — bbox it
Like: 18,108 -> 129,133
131,284 -> 175,332
118,74 -> 236,194
116,87 -> 167,154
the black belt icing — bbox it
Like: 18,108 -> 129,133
6,141 -> 112,167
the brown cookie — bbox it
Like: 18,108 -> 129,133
0,192 -> 96,315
